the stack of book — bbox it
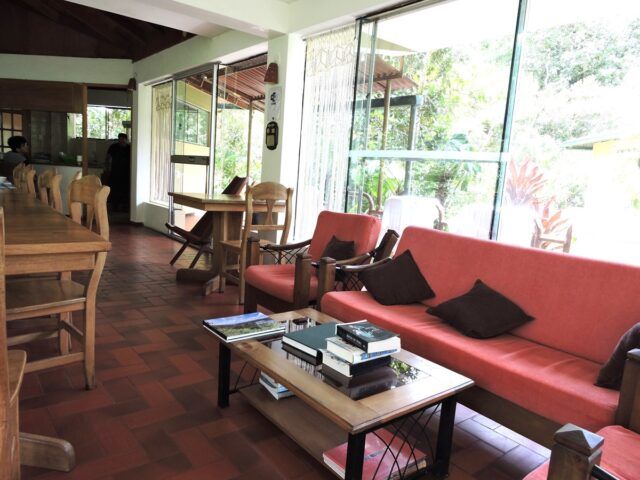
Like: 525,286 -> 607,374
321,321 -> 400,395
259,371 -> 293,400
281,322 -> 337,365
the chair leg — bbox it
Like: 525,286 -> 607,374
58,312 -> 72,354
219,248 -> 227,293
83,307 -> 96,390
189,244 -> 205,269
244,284 -> 257,313
170,241 -> 189,265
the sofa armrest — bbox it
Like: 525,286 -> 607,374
292,252 -> 313,308
615,348 -> 640,431
260,239 -> 312,252
546,424 -> 610,480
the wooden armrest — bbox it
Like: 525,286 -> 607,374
339,256 -> 392,273
334,252 -> 373,267
547,424 -> 607,480
260,239 -> 311,252
616,348 -> 640,430
292,252 -> 313,308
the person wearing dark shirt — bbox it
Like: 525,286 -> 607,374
2,136 -> 29,182
105,133 -> 131,211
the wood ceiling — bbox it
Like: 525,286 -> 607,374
0,0 -> 194,61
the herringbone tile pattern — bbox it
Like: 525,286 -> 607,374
18,225 -> 549,480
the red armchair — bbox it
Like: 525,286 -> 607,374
243,211 -> 394,313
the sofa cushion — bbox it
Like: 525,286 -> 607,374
245,264 -> 318,303
322,291 -> 619,432
394,226 -> 640,364
321,235 -> 356,261
359,250 -> 435,305
427,279 -> 533,338
596,322 -> 640,390
524,425 -> 640,480
307,211 -> 381,261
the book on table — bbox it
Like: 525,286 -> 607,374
326,336 -> 399,364
321,349 -> 391,378
323,428 -> 427,479
259,372 -> 293,400
322,364 -> 398,399
281,321 -> 337,364
203,312 -> 285,343
337,320 -> 400,353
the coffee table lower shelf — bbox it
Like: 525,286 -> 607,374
240,384 -> 346,467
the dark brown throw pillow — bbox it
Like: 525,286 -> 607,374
359,250 -> 435,306
321,236 -> 356,261
427,279 -> 533,339
596,323 -> 640,390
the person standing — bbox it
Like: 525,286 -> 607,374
2,136 -> 29,182
104,133 -> 131,211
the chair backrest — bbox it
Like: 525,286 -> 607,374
11,163 -> 24,190
243,182 -> 293,248
0,208 -> 9,422
69,175 -> 110,240
37,168 -> 63,213
222,176 -> 248,195
12,163 -> 33,195
308,211 -> 382,261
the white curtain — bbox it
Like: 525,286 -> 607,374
150,82 -> 173,204
295,26 -> 357,239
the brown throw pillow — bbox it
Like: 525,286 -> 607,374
359,250 -> 436,305
427,279 -> 533,339
321,236 -> 356,261
596,323 -> 640,390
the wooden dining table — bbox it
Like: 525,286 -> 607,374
168,192 -> 286,295
1,190 -> 111,473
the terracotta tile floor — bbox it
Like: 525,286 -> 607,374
17,224 -> 550,480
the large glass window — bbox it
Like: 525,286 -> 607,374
501,0 -> 640,263
213,55 -> 266,193
0,110 -> 23,153
349,0 -> 519,238
74,106 -> 131,139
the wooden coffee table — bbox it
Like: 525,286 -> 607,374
213,308 -> 474,480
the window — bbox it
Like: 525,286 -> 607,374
349,0 -> 519,239
0,110 -> 24,153
74,106 -> 131,139
175,100 -> 210,146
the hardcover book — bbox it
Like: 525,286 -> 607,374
323,428 -> 427,479
282,343 -> 319,365
203,312 -> 285,343
322,365 -> 398,399
337,320 -> 400,353
326,336 -> 399,364
321,349 -> 391,378
282,322 -> 337,363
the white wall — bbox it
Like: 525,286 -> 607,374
0,54 -> 132,84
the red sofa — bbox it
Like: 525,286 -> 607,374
321,227 -> 640,446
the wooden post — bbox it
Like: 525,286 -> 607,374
377,79 -> 392,210
547,424 -> 604,480
246,99 -> 253,178
616,348 -> 640,430
81,84 -> 88,176
316,257 -> 337,311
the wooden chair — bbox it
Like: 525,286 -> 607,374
0,208 -> 76,478
531,218 -> 573,253
524,349 -> 640,480
219,181 -> 293,304
166,176 -> 248,268
6,175 -> 110,389
0,207 -> 25,479
14,165 -> 36,198
37,168 -> 63,213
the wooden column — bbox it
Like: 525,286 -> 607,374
547,424 -> 603,480
81,85 -> 88,176
246,100 -> 253,178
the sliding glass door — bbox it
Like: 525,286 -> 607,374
349,0 -> 520,238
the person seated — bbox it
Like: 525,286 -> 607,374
2,136 -> 29,182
